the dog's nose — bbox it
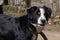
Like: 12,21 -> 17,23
41,20 -> 46,23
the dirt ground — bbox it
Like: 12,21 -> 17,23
37,24 -> 60,40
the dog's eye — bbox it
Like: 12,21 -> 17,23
37,12 -> 41,16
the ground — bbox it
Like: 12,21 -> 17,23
37,24 -> 60,40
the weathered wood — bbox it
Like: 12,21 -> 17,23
25,0 -> 31,8
0,0 -> 3,14
4,0 -> 8,5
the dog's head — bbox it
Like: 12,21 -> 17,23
27,6 -> 52,26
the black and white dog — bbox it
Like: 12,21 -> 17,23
15,6 -> 52,40
0,6 -> 52,40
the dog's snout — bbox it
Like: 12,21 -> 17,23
41,20 -> 46,23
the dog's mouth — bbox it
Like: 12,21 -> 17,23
38,24 -> 45,26
30,23 -> 45,33
31,23 -> 45,27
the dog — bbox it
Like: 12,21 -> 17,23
26,6 -> 52,40
0,6 -> 52,40
15,6 -> 52,40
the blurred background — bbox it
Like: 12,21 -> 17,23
0,0 -> 60,40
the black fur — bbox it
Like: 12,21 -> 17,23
0,14 -> 33,40
27,6 -> 40,24
15,16 -> 34,40
0,14 -> 19,40
43,6 -> 52,21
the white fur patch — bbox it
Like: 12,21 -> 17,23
40,8 -> 45,14
37,8 -> 46,24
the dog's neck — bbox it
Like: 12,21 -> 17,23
17,15 -> 36,30
18,15 -> 44,34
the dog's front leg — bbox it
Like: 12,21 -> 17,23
36,34 -> 38,40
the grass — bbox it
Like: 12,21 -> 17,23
3,5 -> 26,18
56,21 -> 60,27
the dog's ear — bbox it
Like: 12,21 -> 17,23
27,6 -> 38,14
27,7 -> 33,14
43,6 -> 52,18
